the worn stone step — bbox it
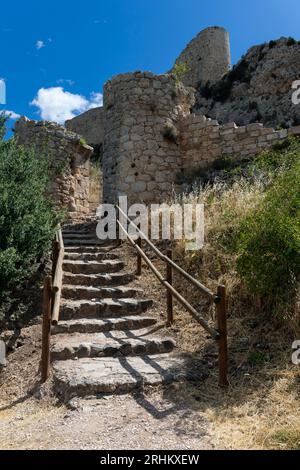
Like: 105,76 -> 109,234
53,355 -> 192,399
63,272 -> 135,287
63,230 -> 90,236
60,298 -> 153,320
62,285 -> 143,301
51,316 -> 157,335
63,260 -> 125,275
64,252 -> 119,261
63,239 -> 109,247
64,245 -> 116,253
51,331 -> 175,361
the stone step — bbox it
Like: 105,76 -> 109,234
51,316 -> 157,335
63,239 -> 109,247
63,260 -> 125,275
63,272 -> 135,287
64,246 -> 116,253
64,252 -> 119,261
51,331 -> 175,361
63,230 -> 90,236
53,354 -> 190,398
63,233 -> 97,239
62,285 -> 143,301
60,298 -> 153,320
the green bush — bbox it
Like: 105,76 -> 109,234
236,145 -> 300,310
171,62 -> 189,84
287,37 -> 296,46
0,118 -> 61,303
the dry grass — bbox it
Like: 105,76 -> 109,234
118,235 -> 300,450
122,178 -> 300,449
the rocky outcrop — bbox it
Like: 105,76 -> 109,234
194,37 -> 300,128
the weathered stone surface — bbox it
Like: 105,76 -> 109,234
62,285 -> 142,301
194,37 -> 300,129
64,252 -> 119,261
51,331 -> 175,360
102,71 -> 194,205
14,117 -> 93,218
174,26 -> 231,88
65,107 -> 104,148
60,298 -> 153,320
63,272 -> 136,287
63,259 -> 125,275
53,355 -> 192,398
51,316 -> 157,335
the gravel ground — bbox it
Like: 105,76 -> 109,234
0,392 -> 213,450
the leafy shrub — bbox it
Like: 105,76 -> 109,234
199,82 -> 213,99
269,40 -> 277,49
201,59 -> 253,103
236,148 -> 300,310
249,101 -> 258,111
0,118 -> 61,304
287,37 -> 296,46
227,59 -> 252,84
163,122 -> 178,143
172,62 -> 189,84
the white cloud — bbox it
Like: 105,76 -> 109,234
30,87 -> 103,124
88,92 -> 103,108
1,110 -> 20,120
57,79 -> 75,86
36,40 -> 45,50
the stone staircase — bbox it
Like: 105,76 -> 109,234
52,220 -> 188,400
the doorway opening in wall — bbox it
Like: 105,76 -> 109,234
89,144 -> 103,212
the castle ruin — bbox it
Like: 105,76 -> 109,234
15,26 -> 300,213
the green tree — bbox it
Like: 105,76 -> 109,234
0,116 -> 61,305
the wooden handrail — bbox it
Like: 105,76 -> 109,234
116,204 -> 229,387
41,276 -> 52,382
51,226 -> 64,325
117,218 -> 220,339
116,205 -> 216,301
41,226 -> 64,381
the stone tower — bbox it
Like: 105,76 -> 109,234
174,26 -> 231,88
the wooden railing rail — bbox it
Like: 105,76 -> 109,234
41,226 -> 64,382
117,205 -> 215,301
116,204 -> 229,387
51,227 -> 64,326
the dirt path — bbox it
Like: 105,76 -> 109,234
0,391 -> 213,450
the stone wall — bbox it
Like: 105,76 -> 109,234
174,26 -> 231,88
102,71 -> 194,204
15,117 -> 93,218
180,114 -> 300,173
65,107 -> 104,150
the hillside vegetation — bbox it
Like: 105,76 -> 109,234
0,117 -> 61,325
175,137 -> 300,331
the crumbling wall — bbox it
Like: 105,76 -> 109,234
15,117 -> 93,218
65,107 -> 104,155
174,26 -> 231,88
180,114 -> 300,173
102,71 -> 194,204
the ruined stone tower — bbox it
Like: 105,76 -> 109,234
174,26 -> 231,88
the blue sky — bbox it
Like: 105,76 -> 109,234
1,0 -> 300,131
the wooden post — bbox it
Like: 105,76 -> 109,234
41,276 -> 52,383
136,236 -> 142,276
216,285 -> 229,387
166,249 -> 174,326
52,240 -> 59,280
